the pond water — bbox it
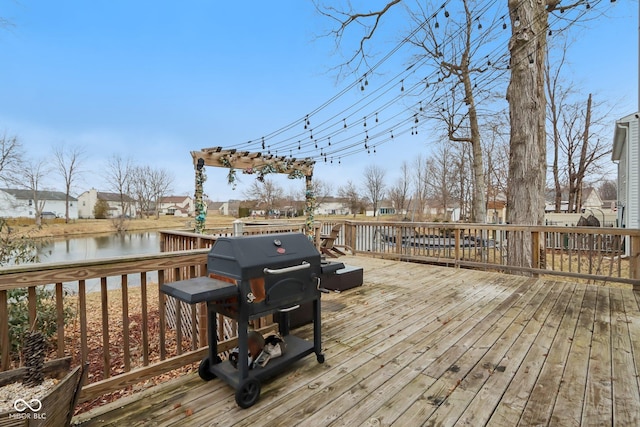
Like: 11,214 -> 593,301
36,232 -> 161,293
38,232 -> 160,263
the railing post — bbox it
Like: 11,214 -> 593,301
314,222 -> 322,249
454,228 -> 461,267
395,226 -> 403,255
631,235 -> 640,291
532,230 -> 541,275
233,219 -> 244,236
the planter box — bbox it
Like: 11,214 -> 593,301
0,358 -> 85,427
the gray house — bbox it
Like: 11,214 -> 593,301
612,112 -> 640,231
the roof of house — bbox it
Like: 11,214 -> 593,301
160,196 -> 191,203
96,192 -> 135,202
208,202 -> 225,210
0,188 -> 78,201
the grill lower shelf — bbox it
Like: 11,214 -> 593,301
208,335 -> 316,388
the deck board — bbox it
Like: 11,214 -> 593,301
73,256 -> 640,427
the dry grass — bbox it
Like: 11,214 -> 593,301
6,215 -> 237,239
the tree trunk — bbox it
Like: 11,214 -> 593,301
575,93 -> 592,211
506,0 -> 548,270
65,192 -> 70,223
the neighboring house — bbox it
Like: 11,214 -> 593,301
365,200 -> 403,217
77,188 -> 136,219
0,189 -> 78,219
158,196 -> 194,217
207,201 -> 225,215
315,197 -> 352,216
613,112 -> 640,233
486,200 -> 507,224
544,187 -> 607,214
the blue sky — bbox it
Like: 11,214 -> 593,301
0,1 -> 637,201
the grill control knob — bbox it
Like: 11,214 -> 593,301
273,239 -> 282,246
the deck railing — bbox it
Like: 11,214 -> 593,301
0,250 -> 277,405
335,220 -> 640,287
1,220 -> 638,411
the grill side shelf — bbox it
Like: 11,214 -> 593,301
160,277 -> 237,304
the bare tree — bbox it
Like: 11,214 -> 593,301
545,42 -> 571,213
412,155 -> 429,220
53,145 -> 85,223
22,159 -> 50,227
104,155 -> 133,218
303,178 -> 332,207
337,180 -> 362,218
362,164 -> 386,217
316,0 -> 496,223
130,166 -> 173,218
149,168 -> 173,219
424,143 -> 459,218
0,133 -> 22,183
244,178 -> 283,217
388,161 -> 411,216
598,180 -> 617,202
409,0 -> 491,223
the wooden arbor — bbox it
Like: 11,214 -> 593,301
191,147 -> 316,237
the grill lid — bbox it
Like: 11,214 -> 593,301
207,232 -> 321,280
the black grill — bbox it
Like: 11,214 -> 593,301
161,232 -> 327,408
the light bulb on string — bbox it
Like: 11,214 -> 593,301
528,53 -> 534,64
435,20 -> 439,29
328,137 -> 331,146
338,158 -> 341,165
373,146 -> 376,154
414,114 -> 419,124
400,79 -> 405,92
363,116 -> 367,127
419,101 -> 423,111
444,10 -> 449,17
502,22 -> 507,30
261,137 -> 265,150
514,16 -> 520,27
375,112 -> 379,123
390,130 -> 394,139
298,141 -> 301,150
343,118 -> 347,129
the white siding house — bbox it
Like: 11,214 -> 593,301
612,113 -> 640,231
77,188 -> 136,219
315,197 -> 352,216
0,189 -> 78,219
158,196 -> 193,217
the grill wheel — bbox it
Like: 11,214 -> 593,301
235,378 -> 261,408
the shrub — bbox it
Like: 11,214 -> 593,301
93,199 -> 110,219
7,287 -> 75,362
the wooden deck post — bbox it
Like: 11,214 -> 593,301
532,230 -> 541,276
454,228 -> 461,267
631,235 -> 640,291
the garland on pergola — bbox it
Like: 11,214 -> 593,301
191,147 -> 316,238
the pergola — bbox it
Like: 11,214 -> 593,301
190,146 -> 316,237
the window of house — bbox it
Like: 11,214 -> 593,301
29,211 -> 32,215
83,201 -> 86,206
70,202 -> 73,207
28,200 -> 33,206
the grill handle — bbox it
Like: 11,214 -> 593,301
263,261 -> 310,275
278,305 -> 301,313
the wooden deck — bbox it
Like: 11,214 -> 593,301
73,256 -> 640,427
